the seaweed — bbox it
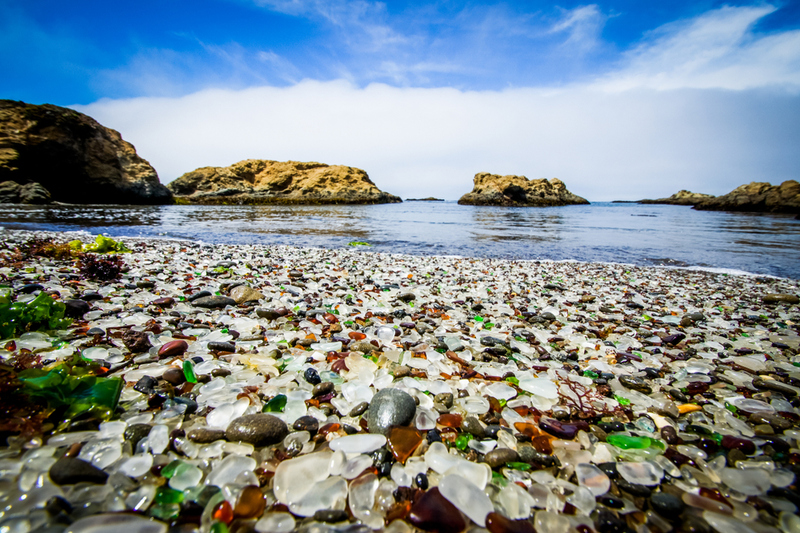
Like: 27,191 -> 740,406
0,291 -> 71,339
556,370 -> 621,419
70,234 -> 131,254
17,364 -> 123,426
77,253 -> 124,281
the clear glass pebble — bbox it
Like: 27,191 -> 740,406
439,473 -> 494,527
575,463 -> 610,496
118,454 -> 153,478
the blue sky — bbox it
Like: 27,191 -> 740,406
2,0 -> 800,200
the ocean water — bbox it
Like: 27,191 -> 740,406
1,202 -> 798,279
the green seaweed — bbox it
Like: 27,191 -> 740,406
17,364 -> 123,427
348,241 -> 371,247
69,234 -> 131,254
0,292 -> 71,339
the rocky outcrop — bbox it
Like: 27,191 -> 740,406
638,190 -> 715,205
0,100 -> 172,204
168,160 -> 401,205
457,173 -> 589,207
406,197 -> 444,202
693,181 -> 799,214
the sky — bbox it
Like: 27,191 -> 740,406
1,0 -> 800,201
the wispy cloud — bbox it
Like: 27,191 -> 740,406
596,5 -> 800,91
549,4 -> 608,53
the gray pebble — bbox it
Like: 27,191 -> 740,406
367,388 -> 416,436
187,427 -> 227,443
226,414 -> 288,447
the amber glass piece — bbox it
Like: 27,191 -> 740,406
234,485 -> 266,519
349,331 -> 367,340
318,423 -> 341,436
514,422 -> 541,438
531,435 -> 553,455
437,413 -> 463,428
385,501 -> 412,522
408,487 -> 466,533
487,397 -> 503,413
212,500 -> 234,524
388,426 -> 424,464
486,512 -> 535,533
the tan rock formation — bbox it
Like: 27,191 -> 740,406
168,160 -> 401,205
0,100 -> 172,204
638,190 -> 715,205
457,173 -> 589,206
693,181 -> 799,214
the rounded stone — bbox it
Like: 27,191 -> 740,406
226,414 -> 289,447
124,423 -> 153,449
49,457 -> 108,485
188,427 -> 227,443
192,295 -> 237,309
367,388 -> 417,436
162,367 -> 187,385
650,492 -> 684,519
462,416 -> 486,438
484,448 -> 520,468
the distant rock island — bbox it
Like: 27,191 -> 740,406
638,190 -> 715,205
458,173 -> 589,207
0,100 -> 172,204
168,160 -> 401,205
694,181 -> 799,214
406,197 -> 444,202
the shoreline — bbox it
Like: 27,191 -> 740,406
3,227 -> 795,282
0,228 -> 799,533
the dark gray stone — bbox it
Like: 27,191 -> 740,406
367,388 -> 416,436
63,299 -> 91,318
207,341 -> 236,352
649,492 -> 684,518
461,416 -> 486,438
225,414 -> 288,447
49,458 -> 108,485
192,295 -> 237,309
124,424 -> 152,450
484,448 -> 519,468
187,427 -> 227,444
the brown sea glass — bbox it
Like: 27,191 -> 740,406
388,426 -> 424,464
234,485 -> 266,519
486,512 -> 535,533
408,487 -> 466,533
437,413 -> 463,428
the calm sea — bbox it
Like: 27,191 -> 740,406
1,202 -> 798,279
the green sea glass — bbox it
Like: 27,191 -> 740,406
607,434 -> 665,450
155,486 -> 184,505
183,360 -> 198,383
263,394 -> 287,413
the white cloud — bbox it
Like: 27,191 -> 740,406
76,80 -> 800,202
549,4 -> 607,53
596,5 -> 800,91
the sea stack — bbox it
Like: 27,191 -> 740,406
0,100 -> 172,204
693,181 -> 800,214
638,190 -> 715,205
168,160 -> 401,205
457,173 -> 589,207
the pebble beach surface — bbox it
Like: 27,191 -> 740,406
1,229 -> 799,533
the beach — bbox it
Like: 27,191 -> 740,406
0,228 -> 799,533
